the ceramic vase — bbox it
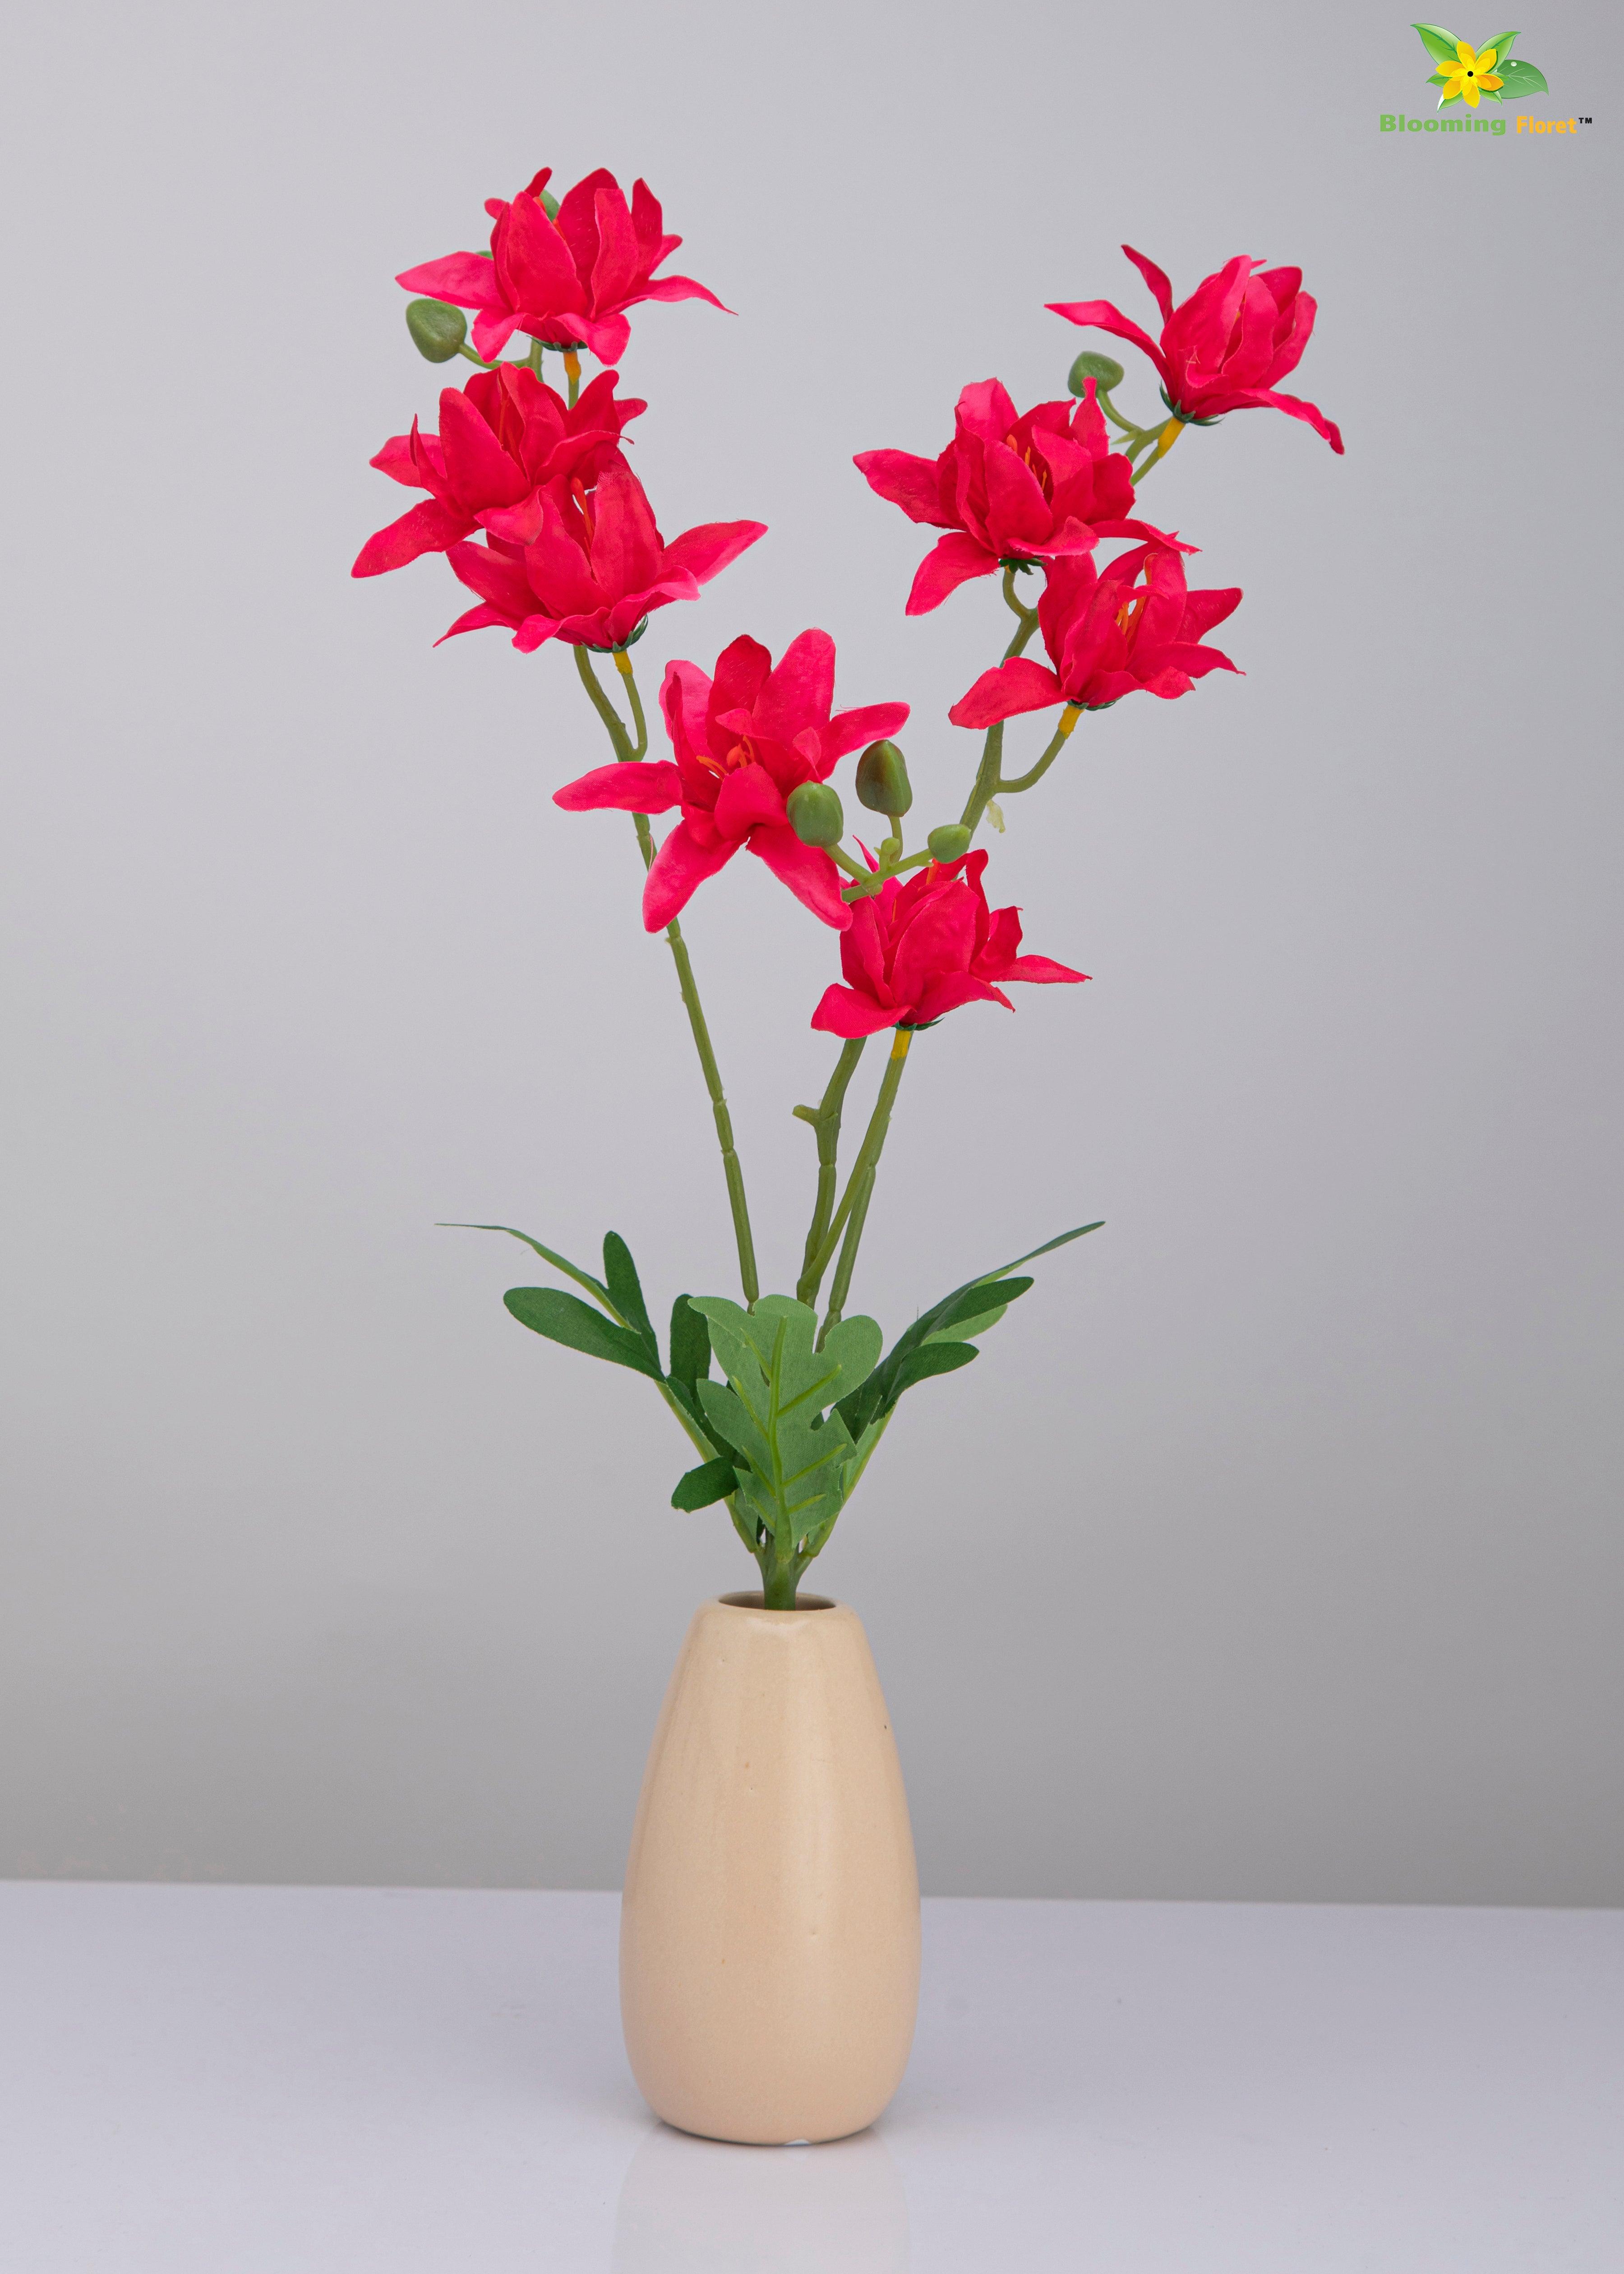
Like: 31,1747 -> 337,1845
619,1591 -> 920,2144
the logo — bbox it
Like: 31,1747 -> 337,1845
1411,23 -> 1547,107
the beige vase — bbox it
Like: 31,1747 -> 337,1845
619,1591 -> 920,2145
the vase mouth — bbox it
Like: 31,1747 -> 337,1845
717,1590 -> 836,1614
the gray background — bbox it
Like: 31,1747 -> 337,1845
2,0 -> 1618,1903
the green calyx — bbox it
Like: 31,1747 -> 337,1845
405,298 -> 468,362
787,781 -> 845,849
583,618 -> 650,655
1158,387 -> 1222,427
855,739 -> 913,819
927,823 -> 973,864
1069,349 -> 1125,396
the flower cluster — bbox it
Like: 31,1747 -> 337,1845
357,176 -> 1340,1601
358,183 -> 1342,1031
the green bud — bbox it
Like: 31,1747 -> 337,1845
405,299 -> 468,363
1069,349 -> 1125,397
854,738 -> 913,818
927,823 -> 973,864
787,781 -> 845,849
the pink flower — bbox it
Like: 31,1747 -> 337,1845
949,545 -> 1241,725
554,632 -> 909,933
352,366 -> 643,578
397,166 -> 729,366
811,850 -> 1085,1037
1048,247 -> 1344,453
854,378 -> 1171,614
440,465 -> 765,653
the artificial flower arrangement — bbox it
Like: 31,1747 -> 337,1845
355,166 -> 1343,1612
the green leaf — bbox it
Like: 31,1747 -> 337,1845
671,1457 -> 738,1512
1412,21 -> 1465,64
888,1340 -> 979,1394
835,1223 -> 1102,1440
1494,55 -> 1546,96
602,1232 -> 658,1362
443,1222 -> 609,1305
668,1294 -> 711,1392
690,1296 -> 881,1427
1481,31 -> 1518,63
687,1295 -> 881,1556
929,1301 -> 1008,1345
503,1286 -> 665,1379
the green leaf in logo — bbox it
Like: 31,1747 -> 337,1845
1481,31 -> 1518,65
1494,56 -> 1547,97
1412,21 -> 1465,65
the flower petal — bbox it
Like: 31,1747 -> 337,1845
1121,244 -> 1176,326
1217,385 -> 1343,453
642,820 -> 738,932
755,628 -> 835,744
749,826 -> 852,928
637,273 -> 732,313
1001,954 -> 1088,985
810,984 -> 901,1038
713,761 -> 786,839
352,497 -> 472,577
820,701 -> 911,766
661,518 -> 769,586
905,531 -> 998,615
396,251 -> 506,310
1045,299 -> 1174,391
852,449 -> 950,527
948,658 -> 1066,729
553,760 -> 682,813
445,537 -> 534,618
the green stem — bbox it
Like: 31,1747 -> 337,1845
563,349 -> 581,408
662,916 -> 760,1308
804,1027 -> 913,1313
794,1038 -> 867,1302
1131,418 -> 1185,483
819,1167 -> 876,1349
997,705 -> 1082,795
960,591 -> 1041,834
572,645 -> 758,1307
1001,563 -> 1036,623
573,644 -> 634,758
759,1532 -> 803,1608
614,651 -> 649,756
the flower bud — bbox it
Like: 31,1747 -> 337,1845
406,298 -> 468,363
1069,349 -> 1125,397
787,781 -> 845,849
855,739 -> 913,818
927,823 -> 972,864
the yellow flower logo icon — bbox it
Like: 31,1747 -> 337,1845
1436,40 -> 1503,106
1411,24 -> 1549,108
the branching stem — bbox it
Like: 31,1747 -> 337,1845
806,1027 -> 913,1332
794,1038 -> 867,1302
573,646 -> 759,1307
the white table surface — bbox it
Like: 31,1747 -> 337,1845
1,1884 -> 1619,2272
